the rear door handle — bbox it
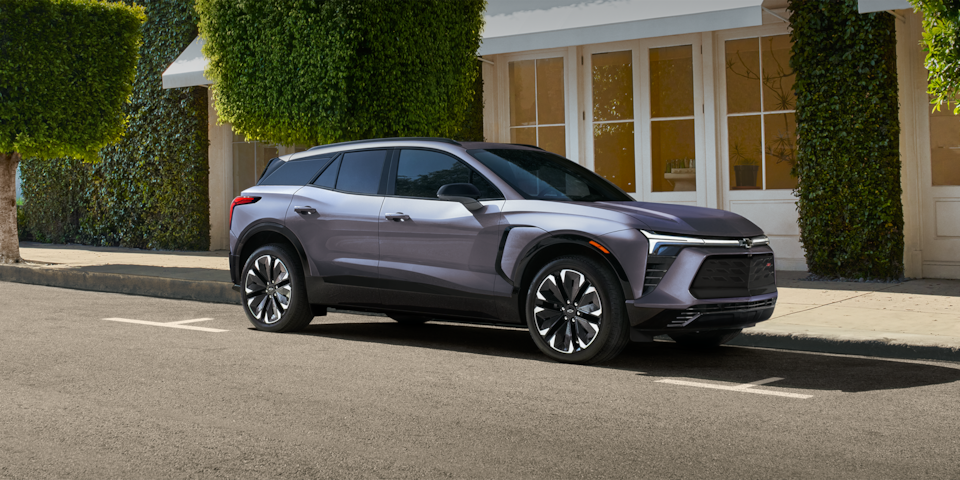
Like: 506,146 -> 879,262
294,206 -> 318,215
385,213 -> 411,222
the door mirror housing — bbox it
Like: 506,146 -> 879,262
437,183 -> 483,211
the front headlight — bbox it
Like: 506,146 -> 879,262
639,230 -> 769,255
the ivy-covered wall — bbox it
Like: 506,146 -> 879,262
20,0 -> 209,250
790,0 -> 903,280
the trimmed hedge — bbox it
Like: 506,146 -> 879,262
20,0 -> 210,250
790,0 -> 904,280
0,0 -> 145,160
197,0 -> 485,145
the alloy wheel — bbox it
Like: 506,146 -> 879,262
244,254 -> 292,324
533,268 -> 603,354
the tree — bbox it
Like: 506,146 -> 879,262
0,0 -> 145,263
196,0 -> 485,146
911,0 -> 960,111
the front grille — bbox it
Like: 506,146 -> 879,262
643,255 -> 676,295
690,254 -> 776,299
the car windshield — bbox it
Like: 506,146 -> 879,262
467,149 -> 632,202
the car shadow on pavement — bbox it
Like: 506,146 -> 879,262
296,320 -> 960,394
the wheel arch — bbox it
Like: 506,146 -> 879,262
235,222 -> 310,280
512,235 -> 632,322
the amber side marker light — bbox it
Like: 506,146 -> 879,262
589,240 -> 610,254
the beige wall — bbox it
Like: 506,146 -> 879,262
208,88 -> 233,251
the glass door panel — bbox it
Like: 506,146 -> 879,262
508,57 -> 566,156
592,51 -> 635,192
930,101 -> 960,186
649,45 -> 696,193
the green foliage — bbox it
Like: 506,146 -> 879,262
19,0 -> 210,250
911,0 -> 960,111
197,0 -> 486,145
790,0 -> 903,280
0,0 -> 146,160
452,60 -> 485,142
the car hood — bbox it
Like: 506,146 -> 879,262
589,201 -> 765,238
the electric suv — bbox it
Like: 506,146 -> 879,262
229,138 -> 777,364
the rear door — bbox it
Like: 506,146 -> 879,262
286,149 -> 391,309
378,148 -> 505,320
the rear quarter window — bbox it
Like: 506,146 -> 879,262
258,156 -> 335,186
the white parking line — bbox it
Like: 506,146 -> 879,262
102,317 -> 227,333
656,377 -> 813,399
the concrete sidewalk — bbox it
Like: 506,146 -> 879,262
3,241 -> 959,362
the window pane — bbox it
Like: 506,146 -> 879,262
312,156 -> 341,188
509,60 -> 537,126
395,150 -> 470,198
510,127 -> 537,146
536,58 -> 565,125
650,45 -> 694,118
469,149 -> 631,201
336,150 -> 387,194
651,120 -> 696,192
538,125 -> 566,157
593,51 -> 634,122
728,115 -> 762,189
930,102 -> 960,185
594,122 -> 635,192
762,35 -> 795,112
260,157 -> 332,186
725,38 -> 761,114
764,113 -> 798,189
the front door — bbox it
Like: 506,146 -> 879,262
921,100 -> 960,278
378,149 -> 505,320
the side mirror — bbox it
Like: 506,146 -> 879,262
437,183 -> 483,211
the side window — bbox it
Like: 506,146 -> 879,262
335,150 -> 389,194
312,156 -> 341,189
395,149 -> 502,200
258,156 -> 333,186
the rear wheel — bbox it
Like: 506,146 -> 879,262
525,255 -> 629,364
241,244 -> 314,332
668,329 -> 742,348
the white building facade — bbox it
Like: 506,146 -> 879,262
163,0 -> 960,279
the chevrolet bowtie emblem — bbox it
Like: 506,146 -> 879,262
740,238 -> 754,248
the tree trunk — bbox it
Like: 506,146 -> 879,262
0,152 -> 22,264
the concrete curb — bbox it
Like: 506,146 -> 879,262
0,264 -> 240,305
731,331 -> 960,362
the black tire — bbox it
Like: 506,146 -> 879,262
668,329 -> 742,348
388,314 -> 430,325
524,255 -> 630,364
240,244 -> 314,333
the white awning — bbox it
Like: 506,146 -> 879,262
858,0 -> 912,13
479,0 -> 765,56
161,37 -> 211,89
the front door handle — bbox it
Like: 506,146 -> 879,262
385,213 -> 411,222
294,206 -> 318,215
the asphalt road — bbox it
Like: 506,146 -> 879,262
2,281 -> 959,479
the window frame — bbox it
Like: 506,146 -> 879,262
306,148 -> 393,196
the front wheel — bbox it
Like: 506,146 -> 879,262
525,255 -> 630,364
240,244 -> 314,332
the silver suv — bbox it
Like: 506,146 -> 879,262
229,138 -> 777,364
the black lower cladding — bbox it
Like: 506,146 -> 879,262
634,298 -> 775,332
690,253 -> 776,299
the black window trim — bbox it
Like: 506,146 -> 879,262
386,147 -> 505,201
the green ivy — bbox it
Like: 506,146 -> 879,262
910,0 -> 960,111
197,0 -> 486,145
790,0 -> 904,280
20,0 -> 210,250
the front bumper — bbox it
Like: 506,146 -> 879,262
626,244 -> 778,337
